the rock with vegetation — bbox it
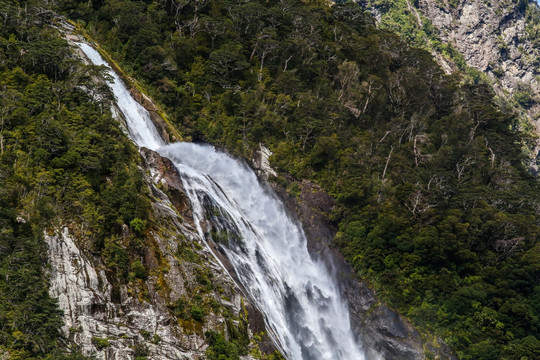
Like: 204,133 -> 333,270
45,158 -> 262,359
0,2 -> 271,359
361,0 -> 540,169
416,0 -> 539,104
57,0 -> 540,358
1,0 -> 540,359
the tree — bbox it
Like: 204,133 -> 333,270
250,29 -> 279,81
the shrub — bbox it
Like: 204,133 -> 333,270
205,331 -> 240,360
133,342 -> 149,360
130,260 -> 147,280
130,217 -> 146,235
91,337 -> 110,350
190,306 -> 206,322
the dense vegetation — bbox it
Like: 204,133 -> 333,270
56,0 -> 540,358
0,1 -> 150,358
0,0 -> 538,358
362,0 -> 540,156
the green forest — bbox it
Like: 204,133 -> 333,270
1,0 -> 539,359
0,1 -> 150,358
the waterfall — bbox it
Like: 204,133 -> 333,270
78,42 -> 372,360
78,43 -> 165,151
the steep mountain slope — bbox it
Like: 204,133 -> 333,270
44,146 -> 266,360
68,32 -> 444,360
1,0 -> 540,359
0,4 -> 269,360
0,2 -> 448,359
362,0 -> 540,168
56,1 -> 540,359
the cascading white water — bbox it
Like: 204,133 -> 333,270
160,144 -> 367,360
78,43 -> 165,151
78,42 -> 371,360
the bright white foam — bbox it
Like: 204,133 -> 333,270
78,42 -> 370,360
160,143 -> 367,360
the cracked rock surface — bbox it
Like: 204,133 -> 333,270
46,149 -> 262,360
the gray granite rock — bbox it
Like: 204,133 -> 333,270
45,149 -> 264,360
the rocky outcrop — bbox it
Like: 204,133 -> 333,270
140,147 -> 192,220
417,0 -> 539,108
46,228 -> 194,360
252,143 -> 277,179
45,148 -> 269,360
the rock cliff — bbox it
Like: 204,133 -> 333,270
417,0 -> 539,119
46,147 -> 266,360
362,0 -> 540,168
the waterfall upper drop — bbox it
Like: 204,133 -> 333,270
78,42 -> 371,360
78,43 -> 165,151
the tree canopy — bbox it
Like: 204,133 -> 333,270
0,0 -> 538,358
58,1 -> 540,358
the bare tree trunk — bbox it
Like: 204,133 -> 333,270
382,146 -> 393,180
0,117 -> 4,154
489,147 -> 496,168
258,56 -> 265,82
413,135 -> 419,167
283,55 -> 293,72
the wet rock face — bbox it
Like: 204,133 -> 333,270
271,185 -> 423,359
129,89 -> 172,143
140,148 -> 279,356
45,149 -> 267,360
140,147 -> 193,220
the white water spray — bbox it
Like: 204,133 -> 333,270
78,42 -> 370,360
